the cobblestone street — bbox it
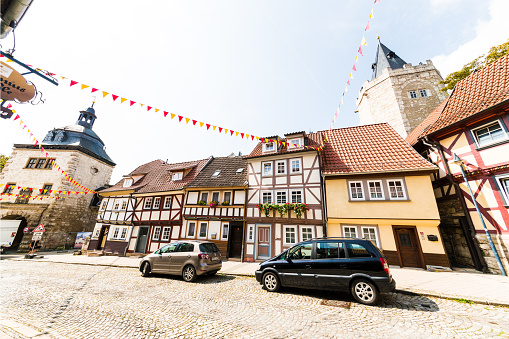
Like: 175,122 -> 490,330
1,260 -> 508,339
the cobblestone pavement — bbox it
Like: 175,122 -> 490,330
1,260 -> 508,339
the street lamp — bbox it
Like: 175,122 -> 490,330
451,153 -> 507,276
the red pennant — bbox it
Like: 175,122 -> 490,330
6,103 -> 12,109
270,139 -> 274,143
358,46 -> 363,56
130,100 -> 136,106
206,124 -> 211,130
218,127 -> 223,133
374,0 -> 380,3
241,133 -> 244,138
112,94 -> 119,101
67,191 -> 71,195
365,21 -> 370,31
192,120 -> 197,125
70,80 -> 78,87
39,189 -> 43,193
147,106 -> 152,111
347,80 -> 350,86
251,135 -> 255,141
91,88 -> 98,93
164,111 -> 168,117
178,116 -> 183,122
260,138 -> 265,142
352,65 -> 357,72
58,191 -> 62,194
230,130 -> 234,136
13,114 -> 20,121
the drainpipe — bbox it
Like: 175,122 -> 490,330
318,152 -> 328,237
240,185 -> 248,262
424,137 -> 487,272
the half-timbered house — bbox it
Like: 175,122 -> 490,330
129,158 -> 211,254
244,132 -> 325,261
407,54 -> 509,274
182,155 -> 247,259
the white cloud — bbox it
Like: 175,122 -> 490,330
432,0 -> 509,77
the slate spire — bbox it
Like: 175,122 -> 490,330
371,39 -> 407,80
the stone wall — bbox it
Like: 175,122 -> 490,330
475,233 -> 509,275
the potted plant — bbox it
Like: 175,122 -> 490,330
209,200 -> 219,208
257,203 -> 274,217
275,204 -> 286,218
222,201 -> 230,206
198,200 -> 207,206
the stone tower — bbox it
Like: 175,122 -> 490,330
355,39 -> 448,138
0,105 -> 115,251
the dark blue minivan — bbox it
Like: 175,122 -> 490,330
255,238 -> 396,305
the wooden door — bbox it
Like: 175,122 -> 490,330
97,226 -> 109,250
135,227 -> 149,253
228,222 -> 243,258
257,226 -> 271,259
394,227 -> 423,268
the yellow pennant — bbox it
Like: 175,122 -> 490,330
199,122 -> 204,127
361,36 -> 367,46
340,98 -> 343,104
102,91 -> 109,98
140,103 -> 144,107
246,134 -> 250,139
6,59 -> 13,62
369,8 -> 374,19
185,118 -> 190,124
155,108 -> 159,112
345,86 -> 348,93
282,142 -> 286,147
224,129 -> 229,134
256,136 -> 259,141
27,129 -> 30,133
349,73 -> 353,79
213,126 -> 217,130
61,76 -> 66,80
170,113 -> 176,119
355,55 -> 359,63
81,84 -> 89,90
235,131 -> 239,137
120,98 -> 128,103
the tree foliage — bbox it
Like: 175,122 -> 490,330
440,39 -> 509,92
0,155 -> 8,172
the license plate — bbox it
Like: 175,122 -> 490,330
211,257 -> 218,261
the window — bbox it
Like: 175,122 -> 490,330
276,161 -> 286,174
495,174 -> 509,205
44,159 -> 54,169
409,90 -> 417,99
159,243 -> 178,254
419,89 -> 428,97
236,168 -> 244,174
343,226 -> 357,238
291,190 -> 302,203
262,192 -> 272,204
144,197 -> 153,209
276,191 -> 287,204
100,200 -> 107,211
113,227 -> 120,239
172,172 -> 183,181
211,192 -> 219,203
15,188 -> 31,204
121,200 -> 127,210
200,192 -> 208,203
187,222 -> 196,237
289,138 -> 301,147
388,180 -> 406,199
94,228 -> 100,237
199,223 -> 207,238
316,242 -> 345,259
211,170 -> 221,178
362,227 -> 379,247
123,178 -> 133,187
223,192 -> 231,204
368,181 -> 384,200
263,162 -> 272,176
264,142 -> 274,152
40,184 -> 52,195
288,243 -> 312,260
247,225 -> 255,242
349,182 -> 364,200
153,226 -> 161,240
472,121 -> 508,148
291,159 -> 301,173
35,159 -> 46,169
26,158 -> 37,168
113,201 -> 120,210
222,223 -> 229,240
284,226 -> 297,245
177,243 -> 194,252
346,243 -> 374,258
3,183 -> 15,194
153,197 -> 161,209
163,196 -> 172,209
120,228 -> 127,240
300,227 -> 313,242
161,227 -> 171,241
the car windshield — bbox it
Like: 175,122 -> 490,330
199,243 -> 219,253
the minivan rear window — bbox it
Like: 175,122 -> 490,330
199,243 -> 219,253
346,243 -> 374,258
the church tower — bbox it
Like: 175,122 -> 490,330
355,39 -> 448,137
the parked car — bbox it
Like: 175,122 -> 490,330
139,240 -> 222,282
255,238 -> 396,305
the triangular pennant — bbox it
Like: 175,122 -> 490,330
361,36 -> 367,46
91,88 -> 98,93
365,21 -> 370,31
199,122 -> 204,127
225,129 -> 229,134
81,84 -> 89,90
70,80 -> 78,87
13,114 -> 20,121
352,64 -> 357,72
140,103 -> 144,107
358,46 -> 363,56
246,134 -> 249,139
121,98 -> 128,103
147,106 -> 152,111
230,130 -> 234,136
369,8 -> 374,18
206,124 -> 211,130
155,109 -> 159,112
355,55 -> 359,63
192,120 -> 197,125
349,73 -> 353,79
164,111 -> 169,117
213,126 -> 217,131
347,80 -> 350,86
235,131 -> 239,137
185,118 -> 190,124
112,94 -> 119,101
256,136 -> 259,141
171,113 -> 176,119
178,116 -> 183,122
102,91 -> 109,98
130,100 -> 136,106
251,135 -> 255,141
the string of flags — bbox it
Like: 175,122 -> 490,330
4,111 -> 97,194
0,191 -> 67,201
0,184 -> 89,196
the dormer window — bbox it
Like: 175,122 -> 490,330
211,170 -> 221,178
172,172 -> 183,181
123,178 -> 133,187
236,168 -> 244,174
288,138 -> 303,149
264,142 -> 275,153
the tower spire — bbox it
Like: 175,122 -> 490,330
371,39 -> 407,80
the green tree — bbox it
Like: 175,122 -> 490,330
440,39 -> 509,92
0,154 -> 8,172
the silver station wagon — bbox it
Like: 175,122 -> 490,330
139,240 -> 222,282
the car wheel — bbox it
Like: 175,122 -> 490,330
351,279 -> 379,305
262,272 -> 280,292
141,262 -> 151,277
182,265 -> 197,282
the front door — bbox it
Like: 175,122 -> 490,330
97,226 -> 109,250
228,222 -> 243,258
135,226 -> 149,253
394,226 -> 423,268
257,226 -> 271,260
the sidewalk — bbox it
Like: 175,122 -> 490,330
8,251 -> 509,306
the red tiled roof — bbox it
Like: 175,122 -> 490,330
321,123 -> 436,174
406,98 -> 448,146
423,54 -> 509,136
247,132 -> 323,158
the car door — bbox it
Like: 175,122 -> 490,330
169,242 -> 194,273
277,243 -> 315,288
314,241 -> 349,290
152,243 -> 179,273
344,242 -> 380,277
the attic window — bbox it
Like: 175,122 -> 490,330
236,168 -> 244,174
172,172 -> 183,181
387,52 -> 395,59
211,170 -> 221,178
123,178 -> 133,187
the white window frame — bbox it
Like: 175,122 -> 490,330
120,227 -> 127,240
387,179 -> 407,200
262,161 -> 273,177
288,138 -> 303,149
290,158 -> 302,174
290,189 -> 303,203
161,227 -> 171,241
261,191 -> 273,204
123,178 -> 133,187
163,196 -> 172,209
263,142 -> 275,153
471,120 -> 509,148
211,170 -> 221,178
100,200 -> 107,211
367,180 -> 384,200
187,222 -> 196,238
300,226 -> 314,242
153,226 -> 161,240
144,197 -> 153,209
200,192 -> 209,203
223,191 -> 232,204
342,226 -> 358,239
198,222 -> 208,239
121,200 -> 127,210
172,172 -> 183,181
276,160 -> 286,175
495,174 -> 509,205
221,223 -> 229,240
211,191 -> 220,203
247,225 -> 255,243
409,90 -> 417,99
361,226 -> 380,247
283,225 -> 297,246
113,201 -> 120,211
153,197 -> 161,210
275,190 -> 288,204
112,227 -> 120,239
349,181 -> 365,201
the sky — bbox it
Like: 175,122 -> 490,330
1,0 -> 508,185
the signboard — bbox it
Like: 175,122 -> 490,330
31,233 -> 42,241
32,224 -> 45,232
23,226 -> 29,233
0,61 -> 36,102
74,232 -> 92,248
